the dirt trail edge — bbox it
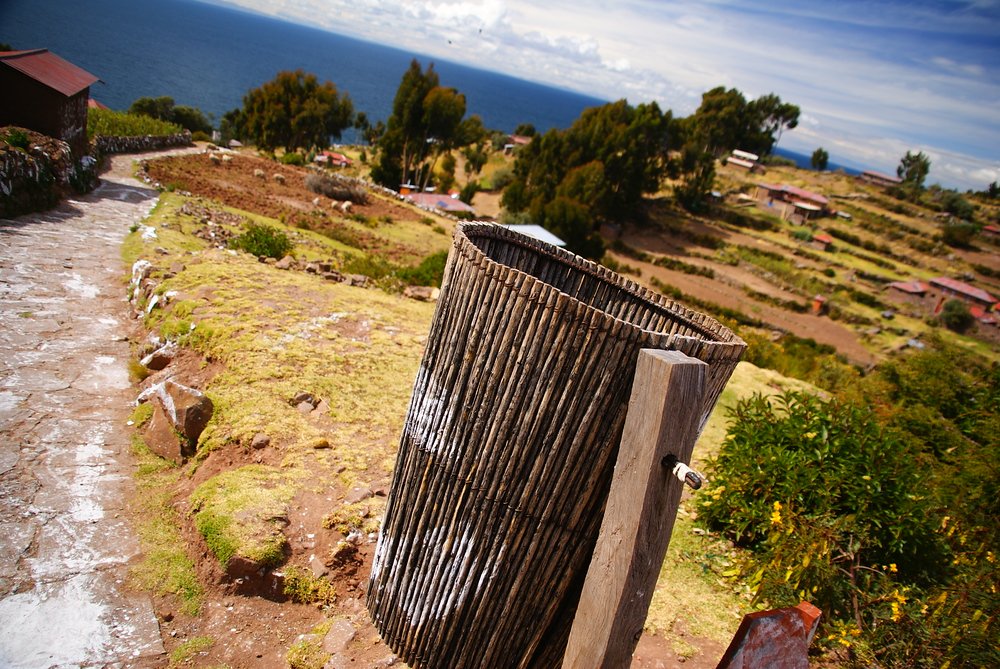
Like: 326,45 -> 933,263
0,150 -> 196,668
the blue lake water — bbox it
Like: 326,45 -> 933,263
0,0 -> 608,140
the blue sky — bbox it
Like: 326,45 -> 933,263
226,1 -> 998,190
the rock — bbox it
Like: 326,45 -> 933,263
254,168 -> 265,178
297,401 -> 315,414
312,197 -> 321,206
251,433 -> 270,450
137,379 -> 214,451
141,341 -> 178,371
322,619 -> 356,654
314,399 -> 329,415
309,554 -> 328,578
273,173 -> 285,184
345,485 -> 373,504
340,201 -> 352,213
305,262 -> 320,274
162,380 -> 214,442
372,485 -> 389,497
344,274 -> 368,288
403,285 -> 438,302
143,402 -> 188,462
372,656 -> 398,668
275,255 -> 295,270
292,391 -> 316,406
322,271 -> 344,282
308,438 -> 330,449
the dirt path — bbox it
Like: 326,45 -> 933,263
0,150 -> 195,667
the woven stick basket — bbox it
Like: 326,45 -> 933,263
368,222 -> 746,668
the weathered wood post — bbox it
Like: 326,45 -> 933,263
367,223 -> 745,668
562,349 -> 706,668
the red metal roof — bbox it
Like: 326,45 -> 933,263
861,170 -> 902,184
969,305 -> 997,325
930,277 -> 997,304
887,280 -> 930,295
0,49 -> 99,97
756,183 -> 828,206
781,184 -> 828,206
407,192 -> 476,214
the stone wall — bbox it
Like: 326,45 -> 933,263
94,130 -> 192,155
0,128 -> 75,219
1,127 -> 191,218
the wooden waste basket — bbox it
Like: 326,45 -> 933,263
367,222 -> 746,668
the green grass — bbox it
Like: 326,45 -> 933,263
169,636 -> 214,666
128,429 -> 204,615
189,465 -> 300,568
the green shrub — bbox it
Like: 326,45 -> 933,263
228,222 -> 293,259
1,127 -> 30,149
698,391 -> 943,620
938,298 -> 974,333
304,172 -> 368,203
280,152 -> 305,166
87,108 -> 182,138
397,250 -> 448,286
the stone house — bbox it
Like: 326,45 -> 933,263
0,49 -> 100,157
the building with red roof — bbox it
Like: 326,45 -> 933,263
407,192 -> 476,215
929,277 -> 997,307
886,280 -> 930,295
859,170 -> 902,189
0,49 -> 100,156
811,232 -> 834,251
754,183 -> 830,223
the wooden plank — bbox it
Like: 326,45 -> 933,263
562,349 -> 706,669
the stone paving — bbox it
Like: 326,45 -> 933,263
0,152 -> 192,667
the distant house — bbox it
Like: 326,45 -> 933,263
811,232 -> 834,252
503,134 -> 532,154
969,305 -> 998,327
406,192 -> 475,215
886,280 -> 930,297
929,277 -> 997,308
858,170 -> 902,189
0,49 -> 100,157
754,183 -> 830,223
983,224 -> 1000,239
886,280 -> 930,307
724,149 -> 764,173
314,150 -> 352,167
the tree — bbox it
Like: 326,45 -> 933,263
747,93 -> 799,155
897,150 -> 931,192
129,96 -> 211,134
939,299 -> 974,335
673,148 -> 716,213
500,99 -> 673,258
229,70 -> 353,152
689,87 -> 799,157
513,123 -> 537,137
371,60 -> 472,191
811,147 -> 829,171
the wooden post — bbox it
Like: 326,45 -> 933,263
562,349 -> 707,669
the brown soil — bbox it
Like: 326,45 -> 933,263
619,223 -> 879,367
144,151 -> 433,262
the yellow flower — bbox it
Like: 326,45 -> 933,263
889,563 -> 898,573
891,601 -> 903,621
770,500 -> 782,526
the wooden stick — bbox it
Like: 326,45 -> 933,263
561,349 -> 706,669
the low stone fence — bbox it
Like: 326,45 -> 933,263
0,130 -> 76,219
93,130 -> 192,155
